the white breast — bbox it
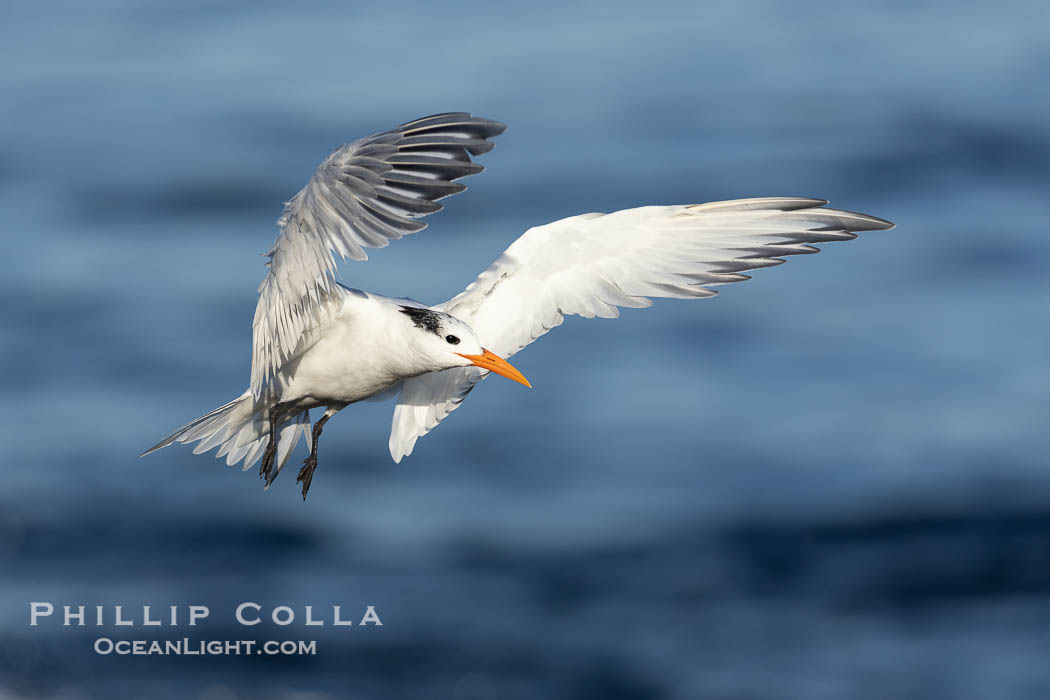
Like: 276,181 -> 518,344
278,290 -> 414,406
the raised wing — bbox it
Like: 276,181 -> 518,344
251,113 -> 505,398
388,197 -> 892,460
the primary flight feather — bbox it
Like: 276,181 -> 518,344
142,112 -> 893,499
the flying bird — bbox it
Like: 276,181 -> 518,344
142,112 -> 893,499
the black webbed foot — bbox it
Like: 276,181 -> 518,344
297,455 -> 318,500
259,401 -> 295,488
296,409 -> 333,501
259,441 -> 278,486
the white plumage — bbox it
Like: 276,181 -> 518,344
142,113 -> 893,499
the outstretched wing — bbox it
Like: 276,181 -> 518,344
388,197 -> 893,461
251,113 -> 505,398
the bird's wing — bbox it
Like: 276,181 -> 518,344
251,113 -> 505,398
388,366 -> 485,462
388,197 -> 892,461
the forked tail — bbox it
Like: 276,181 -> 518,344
141,391 -> 310,476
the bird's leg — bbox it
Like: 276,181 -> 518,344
259,401 -> 296,487
297,407 -> 336,501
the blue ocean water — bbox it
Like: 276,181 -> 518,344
1,1 -> 1049,698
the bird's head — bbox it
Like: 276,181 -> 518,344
397,306 -> 531,387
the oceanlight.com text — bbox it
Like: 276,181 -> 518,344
93,638 -> 317,656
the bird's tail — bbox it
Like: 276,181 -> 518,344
141,390 -> 310,475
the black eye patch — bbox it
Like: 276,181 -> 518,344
445,335 -> 460,345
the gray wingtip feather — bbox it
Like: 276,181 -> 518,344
139,442 -> 168,458
813,208 -> 895,231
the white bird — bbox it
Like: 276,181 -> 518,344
142,112 -> 893,499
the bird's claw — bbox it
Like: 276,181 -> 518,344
259,443 -> 277,486
297,455 -> 317,500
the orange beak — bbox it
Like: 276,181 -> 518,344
457,348 -> 532,388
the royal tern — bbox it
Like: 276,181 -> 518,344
143,112 -> 893,499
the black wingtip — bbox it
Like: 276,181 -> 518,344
398,113 -> 507,140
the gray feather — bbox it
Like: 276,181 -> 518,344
251,113 -> 505,398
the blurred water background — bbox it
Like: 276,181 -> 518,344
1,1 -> 1049,698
